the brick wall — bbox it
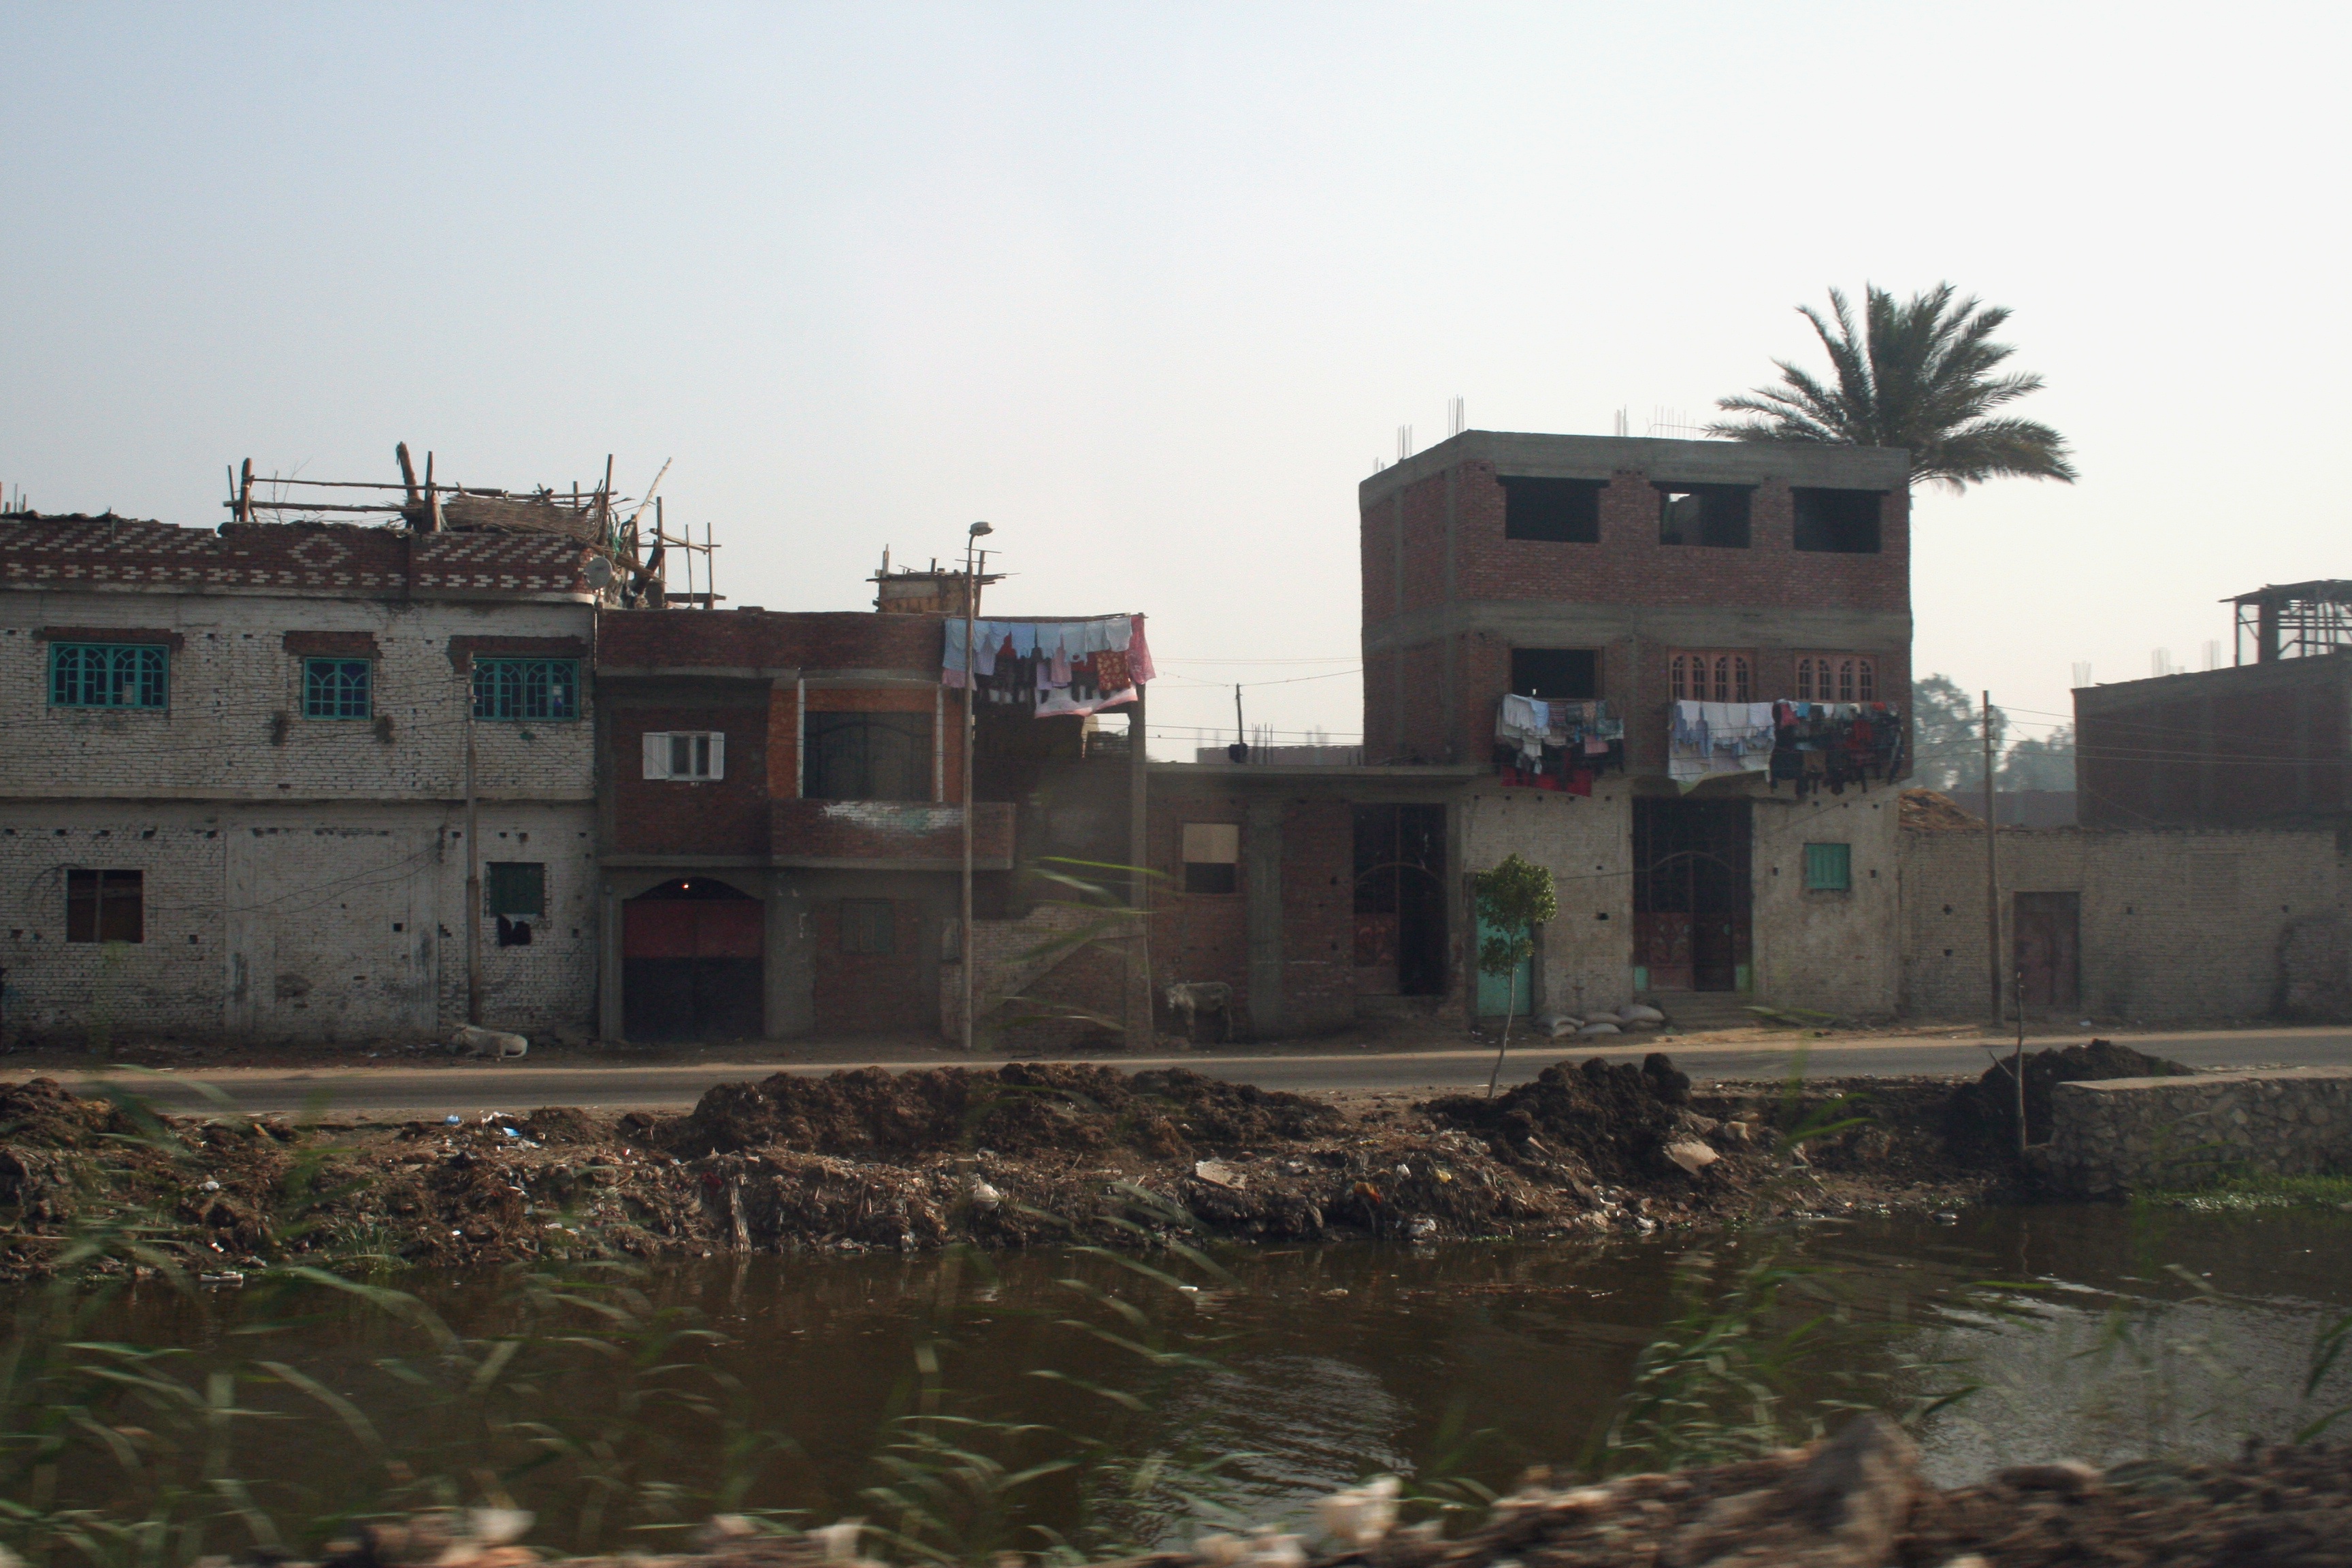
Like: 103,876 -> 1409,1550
2076,658 -> 2352,828
0,596 -> 596,802
811,895 -> 932,1033
0,800 -> 597,1045
598,608 -> 942,675
1143,785 -> 1355,1037
1361,446 -> 1912,769
1900,823 -> 2349,1022
607,698 -> 772,856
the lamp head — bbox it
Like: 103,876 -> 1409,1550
968,521 -> 994,538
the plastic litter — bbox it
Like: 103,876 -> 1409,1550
444,1115 -> 463,1126
1664,1139 -> 1718,1174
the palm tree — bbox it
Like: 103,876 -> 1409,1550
1707,284 -> 2078,492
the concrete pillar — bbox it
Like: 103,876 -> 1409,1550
597,882 -> 625,1041
1245,797 -> 1284,1038
767,872 -> 815,1039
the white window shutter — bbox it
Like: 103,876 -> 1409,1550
642,732 -> 670,779
707,732 -> 725,780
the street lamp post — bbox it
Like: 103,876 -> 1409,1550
960,521 -> 993,1053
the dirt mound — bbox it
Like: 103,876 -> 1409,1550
659,1062 -> 1342,1159
1953,1038 -> 2192,1146
0,1077 -> 133,1148
521,1107 -> 601,1145
1422,1054 -> 1695,1181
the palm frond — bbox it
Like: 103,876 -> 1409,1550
1713,280 -> 2075,493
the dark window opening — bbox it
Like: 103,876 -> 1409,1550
1510,648 -> 1598,700
1793,487 -> 1883,553
1182,822 -> 1240,895
802,711 -> 932,801
840,898 -> 896,955
1656,484 -> 1752,548
487,862 -> 545,917
67,869 -> 142,943
1501,476 -> 1602,542
1352,804 -> 1448,995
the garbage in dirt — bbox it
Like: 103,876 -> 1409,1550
659,1062 -> 1341,1160
1664,1140 -> 1718,1174
1193,1158 -> 1243,1189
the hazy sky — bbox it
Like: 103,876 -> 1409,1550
6,3 -> 2345,757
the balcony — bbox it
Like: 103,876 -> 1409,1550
771,798 -> 1014,871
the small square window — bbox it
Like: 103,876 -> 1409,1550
643,731 -> 725,780
1803,843 -> 1852,892
841,899 -> 895,955
1183,822 -> 1241,895
304,657 -> 372,719
486,862 -> 545,917
67,869 -> 143,943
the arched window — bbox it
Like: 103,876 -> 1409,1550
1673,651 -> 1752,704
1796,657 -> 1816,702
1795,654 -> 1877,705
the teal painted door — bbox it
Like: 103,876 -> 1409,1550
1475,913 -> 1533,1016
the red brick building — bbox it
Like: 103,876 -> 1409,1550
593,592 -> 1148,1043
1352,431 -> 1916,1022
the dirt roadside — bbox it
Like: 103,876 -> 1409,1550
0,1049 -> 2052,1281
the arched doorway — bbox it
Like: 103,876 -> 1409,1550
622,878 -> 764,1040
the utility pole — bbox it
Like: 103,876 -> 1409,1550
959,523 -> 994,1053
2014,964 -> 2028,1157
1983,690 -> 2001,1024
465,659 -> 482,1026
1235,684 -> 1245,759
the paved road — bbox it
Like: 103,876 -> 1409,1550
38,1028 -> 2352,1119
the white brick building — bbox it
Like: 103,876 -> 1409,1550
0,514 -> 599,1046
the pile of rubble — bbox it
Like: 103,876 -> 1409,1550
0,1058 -> 2002,1277
204,1424 -> 2352,1568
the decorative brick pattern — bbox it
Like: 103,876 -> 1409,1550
0,516 -> 593,597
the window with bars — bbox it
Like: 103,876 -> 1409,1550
67,869 -> 144,943
1795,655 -> 1876,704
50,644 -> 167,709
303,657 -> 372,719
1669,652 -> 1751,704
472,658 -> 579,721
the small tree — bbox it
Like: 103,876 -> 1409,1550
1475,853 -> 1557,1098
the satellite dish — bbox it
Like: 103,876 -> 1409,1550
585,555 -> 615,588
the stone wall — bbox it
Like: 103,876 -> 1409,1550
1900,822 -> 2350,1022
2046,1067 -> 2352,1194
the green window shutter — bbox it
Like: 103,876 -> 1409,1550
1803,843 -> 1851,892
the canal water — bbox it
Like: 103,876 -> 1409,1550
14,1203 -> 2352,1554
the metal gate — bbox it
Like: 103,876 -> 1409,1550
622,879 -> 764,1040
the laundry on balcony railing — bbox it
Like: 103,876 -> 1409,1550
1768,700 -> 1904,797
1494,693 -> 1624,793
1668,699 -> 1904,794
941,614 -> 1154,716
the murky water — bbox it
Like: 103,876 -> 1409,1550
15,1205 -> 2352,1553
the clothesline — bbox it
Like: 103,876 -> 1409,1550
942,613 -> 1156,717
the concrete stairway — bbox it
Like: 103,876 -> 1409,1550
1643,990 -> 1759,1032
